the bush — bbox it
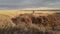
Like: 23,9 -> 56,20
11,13 -> 60,34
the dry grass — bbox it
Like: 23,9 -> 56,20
11,12 -> 60,34
0,10 -> 57,18
0,14 -> 16,34
0,10 -> 60,34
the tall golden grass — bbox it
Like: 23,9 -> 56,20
0,11 -> 60,34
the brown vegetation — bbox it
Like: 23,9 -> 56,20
0,12 -> 60,34
0,14 -> 16,34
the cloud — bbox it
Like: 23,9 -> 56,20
0,0 -> 60,9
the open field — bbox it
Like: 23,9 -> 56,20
0,10 -> 59,18
0,10 -> 60,34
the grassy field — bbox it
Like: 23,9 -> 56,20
0,10 -> 60,34
0,10 -> 57,18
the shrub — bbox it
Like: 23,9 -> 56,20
11,13 -> 60,34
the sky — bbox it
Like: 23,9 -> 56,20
0,0 -> 60,9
